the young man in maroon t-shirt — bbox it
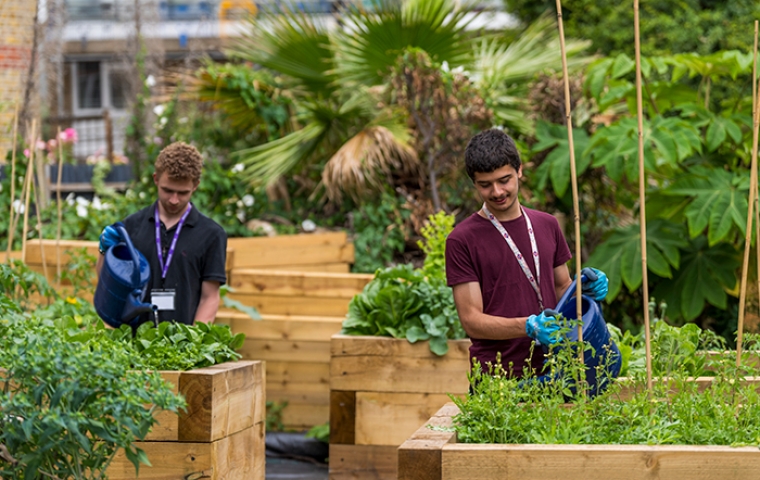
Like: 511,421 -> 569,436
445,129 -> 608,378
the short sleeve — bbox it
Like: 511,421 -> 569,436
553,218 -> 572,267
203,227 -> 228,285
446,235 -> 479,287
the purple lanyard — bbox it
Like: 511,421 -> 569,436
155,204 -> 192,279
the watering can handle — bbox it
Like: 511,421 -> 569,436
555,272 -> 591,313
115,224 -> 142,287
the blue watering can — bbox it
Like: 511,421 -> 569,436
535,271 -> 622,397
94,223 -> 155,329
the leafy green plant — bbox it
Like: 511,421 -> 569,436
0,315 -> 185,479
305,422 -> 329,444
351,191 -> 411,273
266,400 -> 288,432
417,210 -> 455,281
342,264 -> 465,355
105,321 -> 245,371
451,321 -> 760,446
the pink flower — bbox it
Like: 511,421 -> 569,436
47,139 -> 58,151
59,128 -> 78,143
23,148 -> 30,157
36,140 -> 46,151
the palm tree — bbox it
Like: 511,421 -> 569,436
209,1 -> 591,206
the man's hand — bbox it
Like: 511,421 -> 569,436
579,267 -> 608,301
98,223 -> 124,255
525,309 -> 561,346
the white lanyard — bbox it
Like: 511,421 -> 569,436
482,203 -> 543,310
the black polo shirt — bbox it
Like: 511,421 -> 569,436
122,202 -> 227,325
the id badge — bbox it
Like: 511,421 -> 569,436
151,289 -> 176,311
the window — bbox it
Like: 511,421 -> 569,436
76,61 -> 102,109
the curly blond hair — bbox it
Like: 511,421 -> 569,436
154,142 -> 203,184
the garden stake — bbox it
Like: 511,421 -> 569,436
56,126 -> 63,284
20,120 -> 37,264
5,103 -> 18,263
754,22 -> 760,344
31,173 -> 49,281
554,0 -> 584,377
737,20 -> 760,367
634,0 -> 653,392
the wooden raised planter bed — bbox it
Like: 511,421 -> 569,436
329,334 -> 472,480
399,402 -> 760,480
106,360 -> 266,480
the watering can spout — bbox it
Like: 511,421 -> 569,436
120,289 -> 155,323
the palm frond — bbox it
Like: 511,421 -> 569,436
331,0 -> 479,87
472,13 -> 592,93
322,125 -> 419,201
235,122 -> 328,186
228,7 -> 336,97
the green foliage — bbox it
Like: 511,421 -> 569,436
104,321 -> 244,371
342,264 -> 465,355
417,211 -> 455,281
531,121 -> 591,198
452,320 -> 760,446
503,0 -> 760,57
0,315 -> 184,479
0,260 -> 57,308
305,422 -> 329,444
265,400 -> 288,432
351,192 -> 410,273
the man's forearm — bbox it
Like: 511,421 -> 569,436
195,295 -> 220,323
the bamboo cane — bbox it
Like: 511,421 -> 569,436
21,120 -> 37,264
634,0 -> 653,392
738,20 -> 760,367
754,22 -> 760,358
32,171 -> 49,281
555,0 -> 584,366
56,126 -> 63,284
5,104 -> 19,263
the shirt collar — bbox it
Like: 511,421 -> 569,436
149,202 -> 198,228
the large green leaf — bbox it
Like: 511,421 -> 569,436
652,237 -> 739,321
332,0 -> 476,87
531,121 -> 591,198
587,219 -> 689,300
229,9 -> 336,97
661,166 -> 749,245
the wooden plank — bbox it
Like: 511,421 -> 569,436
355,392 -> 460,446
329,444 -> 397,480
216,311 -> 344,342
23,239 -> 98,265
144,371 -> 181,441
331,390 -> 356,445
265,361 -> 330,386
267,380 -> 329,406
281,404 -> 330,430
332,334 -> 472,359
0,251 -> 23,262
398,403 -> 457,480
108,423 -> 264,480
230,269 -> 372,298
228,232 -> 354,268
176,360 -> 263,442
263,263 -> 350,273
330,351 -> 471,394
440,444 -> 760,480
226,292 -> 352,316
239,339 -> 330,363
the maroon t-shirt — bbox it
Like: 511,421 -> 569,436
445,207 -> 572,378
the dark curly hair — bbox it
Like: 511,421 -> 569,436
464,129 -> 521,180
154,142 -> 203,184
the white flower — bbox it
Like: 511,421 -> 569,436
242,194 -> 254,207
139,191 -> 146,199
76,204 -> 88,218
236,210 -> 246,223
302,219 -> 317,232
231,163 -> 244,173
91,196 -> 103,211
225,210 -> 232,217
153,104 -> 166,116
441,61 -> 450,72
65,192 -> 75,206
178,117 -> 188,124
236,200 -> 244,208
12,199 -> 24,214
145,75 -> 156,87
75,196 -> 90,206
159,116 -> 168,126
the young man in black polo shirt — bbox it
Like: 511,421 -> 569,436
95,142 -> 227,326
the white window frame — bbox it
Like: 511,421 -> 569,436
71,59 -> 129,116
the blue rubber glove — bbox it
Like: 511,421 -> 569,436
525,309 -> 561,346
98,222 -> 124,254
579,267 -> 608,301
